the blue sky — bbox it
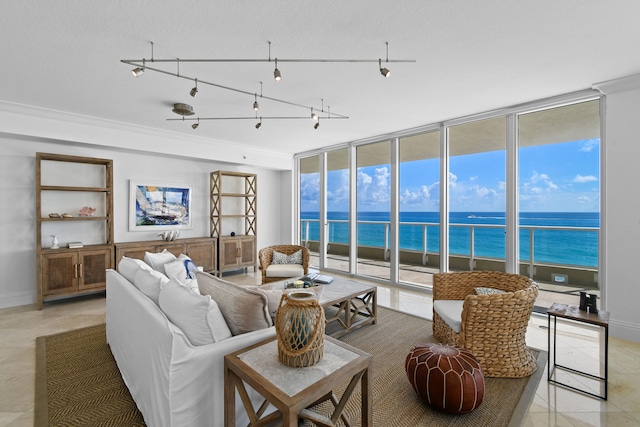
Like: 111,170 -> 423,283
300,138 -> 600,213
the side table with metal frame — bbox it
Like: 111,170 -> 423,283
547,302 -> 610,400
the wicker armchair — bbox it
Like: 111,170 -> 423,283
258,245 -> 310,284
432,271 -> 539,378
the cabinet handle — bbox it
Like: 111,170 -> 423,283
74,264 -> 78,278
79,263 -> 83,278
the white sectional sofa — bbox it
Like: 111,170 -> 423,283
106,254 -> 276,427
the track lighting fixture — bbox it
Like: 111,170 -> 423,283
273,59 -> 282,82
253,93 -> 259,111
255,118 -> 262,129
172,103 -> 194,116
379,59 -> 390,78
192,118 -> 199,129
190,78 -> 198,97
314,119 -> 320,129
311,108 -> 318,121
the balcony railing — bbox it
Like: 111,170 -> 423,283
301,218 -> 599,289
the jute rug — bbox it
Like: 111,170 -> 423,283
35,307 -> 546,426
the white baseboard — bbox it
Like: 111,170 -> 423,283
610,319 -> 640,343
0,290 -> 36,309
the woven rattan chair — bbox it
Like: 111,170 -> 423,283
432,271 -> 539,378
258,245 -> 310,284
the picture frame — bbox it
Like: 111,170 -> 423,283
129,180 -> 192,231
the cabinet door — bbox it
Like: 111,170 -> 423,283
42,252 -> 78,295
220,239 -> 240,270
79,249 -> 111,290
187,241 -> 216,272
239,237 -> 256,266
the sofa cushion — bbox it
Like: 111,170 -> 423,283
265,263 -> 304,278
159,278 -> 232,345
133,268 -> 170,305
144,249 -> 177,272
118,256 -> 154,283
433,300 -> 464,333
196,272 -> 272,335
164,254 -> 200,294
272,249 -> 302,265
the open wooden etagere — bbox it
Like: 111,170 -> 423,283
35,152 -> 114,309
210,171 -> 257,276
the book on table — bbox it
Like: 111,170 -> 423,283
303,272 -> 334,284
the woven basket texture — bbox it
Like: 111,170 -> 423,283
259,244 -> 310,284
432,271 -> 539,378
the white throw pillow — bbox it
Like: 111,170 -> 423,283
117,256 -> 154,283
132,268 -> 169,305
159,278 -> 232,345
164,254 -> 200,294
475,287 -> 506,295
197,271 -> 272,335
433,300 -> 465,333
144,249 -> 177,272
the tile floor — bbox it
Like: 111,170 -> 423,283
1,271 -> 639,426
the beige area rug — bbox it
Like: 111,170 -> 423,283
35,308 -> 545,426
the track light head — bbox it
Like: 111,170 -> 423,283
192,122 -> 199,129
255,121 -> 261,129
190,78 -> 198,97
379,59 -> 390,77
311,108 -> 318,121
274,59 -> 282,82
131,67 -> 144,77
314,121 -> 320,129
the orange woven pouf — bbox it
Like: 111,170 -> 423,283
405,343 -> 485,415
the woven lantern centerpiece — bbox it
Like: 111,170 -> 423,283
275,290 -> 325,368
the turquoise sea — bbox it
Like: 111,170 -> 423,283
300,212 -> 599,268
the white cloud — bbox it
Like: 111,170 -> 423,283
580,139 -> 599,152
524,171 -> 557,193
573,174 -> 598,183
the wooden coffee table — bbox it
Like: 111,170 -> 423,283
316,277 -> 377,338
224,336 -> 372,427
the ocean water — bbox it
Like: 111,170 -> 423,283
300,211 -> 599,268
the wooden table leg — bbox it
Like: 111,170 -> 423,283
224,365 -> 236,427
362,365 -> 372,427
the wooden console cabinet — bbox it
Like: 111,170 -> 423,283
218,235 -> 256,272
115,237 -> 218,273
36,153 -> 114,309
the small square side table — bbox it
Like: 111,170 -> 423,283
547,302 -> 609,400
224,335 -> 372,427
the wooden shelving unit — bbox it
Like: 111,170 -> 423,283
210,171 -> 257,276
35,153 -> 114,309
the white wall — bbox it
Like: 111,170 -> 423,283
597,74 -> 640,341
0,135 -> 292,308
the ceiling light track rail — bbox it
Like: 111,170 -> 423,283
121,59 -> 348,119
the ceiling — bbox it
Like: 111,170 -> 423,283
2,1 -> 639,159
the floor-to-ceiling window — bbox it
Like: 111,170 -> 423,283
325,148 -> 350,273
299,155 -> 320,268
448,116 -> 507,272
356,141 -> 391,280
517,99 -> 601,311
295,91 -> 602,307
398,130 -> 441,285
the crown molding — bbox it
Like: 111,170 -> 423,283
0,100 -> 293,170
593,73 -> 640,95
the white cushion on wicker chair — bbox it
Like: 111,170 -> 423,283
265,264 -> 304,278
433,300 -> 464,333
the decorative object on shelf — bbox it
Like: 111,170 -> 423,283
67,242 -> 84,249
48,213 -> 61,218
129,180 -> 192,231
61,213 -> 73,218
230,231 -> 235,236
78,206 -> 96,217
405,343 -> 485,415
158,230 -> 180,241
275,291 -> 325,368
50,235 -> 60,249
